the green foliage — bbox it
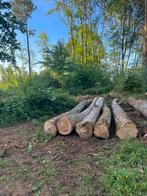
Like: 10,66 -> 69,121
34,127 -> 55,143
32,181 -> 44,193
123,70 -> 146,93
64,63 -> 112,95
0,88 -> 76,126
101,140 -> 147,196
0,0 -> 25,62
113,69 -> 146,93
0,158 -> 6,168
26,142 -> 33,154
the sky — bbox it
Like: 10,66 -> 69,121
17,0 -> 68,70
18,0 -> 68,49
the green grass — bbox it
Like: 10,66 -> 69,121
33,125 -> 55,143
0,158 -> 7,169
99,140 -> 147,196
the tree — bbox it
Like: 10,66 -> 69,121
38,32 -> 51,69
0,0 -> 24,63
105,0 -> 144,71
144,0 -> 147,68
11,0 -> 36,84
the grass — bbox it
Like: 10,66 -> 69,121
98,140 -> 147,196
0,158 -> 7,169
33,125 -> 55,143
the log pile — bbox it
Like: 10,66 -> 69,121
128,97 -> 147,118
43,96 -> 145,140
112,99 -> 138,139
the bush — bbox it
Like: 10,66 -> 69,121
102,140 -> 147,196
0,88 -> 76,126
63,63 -> 112,95
113,69 -> 146,93
123,70 -> 146,93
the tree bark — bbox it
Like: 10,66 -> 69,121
26,22 -> 32,85
94,104 -> 111,139
44,99 -> 92,136
128,97 -> 147,118
57,97 -> 98,135
76,97 -> 104,139
112,99 -> 138,139
144,0 -> 147,68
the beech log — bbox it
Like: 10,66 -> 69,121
44,99 -> 91,136
94,104 -> 111,139
76,97 -> 104,139
112,99 -> 138,139
57,97 -> 98,135
128,97 -> 147,118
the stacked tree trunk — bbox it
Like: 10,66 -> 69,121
112,99 -> 138,139
128,97 -> 147,118
43,96 -> 141,140
76,97 -> 104,139
57,97 -> 98,135
44,99 -> 92,136
94,104 -> 111,139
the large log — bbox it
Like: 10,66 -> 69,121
128,97 -> 147,118
94,104 -> 111,139
111,99 -> 138,139
76,97 -> 104,139
57,97 -> 98,135
44,99 -> 92,136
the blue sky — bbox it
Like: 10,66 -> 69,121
17,0 -> 68,70
19,0 -> 68,48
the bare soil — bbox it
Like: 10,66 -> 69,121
0,98 -> 147,196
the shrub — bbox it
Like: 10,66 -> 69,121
123,70 -> 145,93
0,88 -> 76,126
113,68 -> 146,93
63,63 -> 112,95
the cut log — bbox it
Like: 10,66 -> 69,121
57,97 -> 98,135
128,97 -> 147,118
76,97 -> 104,139
44,99 -> 92,136
111,99 -> 138,139
94,104 -> 111,139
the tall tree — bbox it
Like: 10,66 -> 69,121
38,32 -> 51,69
11,0 -> 36,84
144,0 -> 147,68
0,0 -> 24,63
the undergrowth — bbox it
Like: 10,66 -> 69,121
98,140 -> 147,196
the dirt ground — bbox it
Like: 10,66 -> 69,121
0,98 -> 147,196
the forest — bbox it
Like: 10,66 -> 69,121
0,0 -> 147,195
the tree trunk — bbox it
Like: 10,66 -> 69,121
57,97 -> 98,135
26,22 -> 32,85
128,97 -> 147,118
144,0 -> 147,68
44,99 -> 92,136
94,104 -> 111,139
111,99 -> 138,139
76,97 -> 104,139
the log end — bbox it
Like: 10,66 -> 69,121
76,122 -> 93,139
94,121 -> 109,139
57,116 -> 72,135
117,122 -> 138,139
44,120 -> 57,137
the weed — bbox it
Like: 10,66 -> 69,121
101,140 -> 147,196
0,158 -> 6,168
32,180 -> 44,193
57,141 -> 66,148
34,126 -> 55,143
38,158 -> 58,181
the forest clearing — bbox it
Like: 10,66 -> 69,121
1,94 -> 147,195
1,0 -> 147,195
